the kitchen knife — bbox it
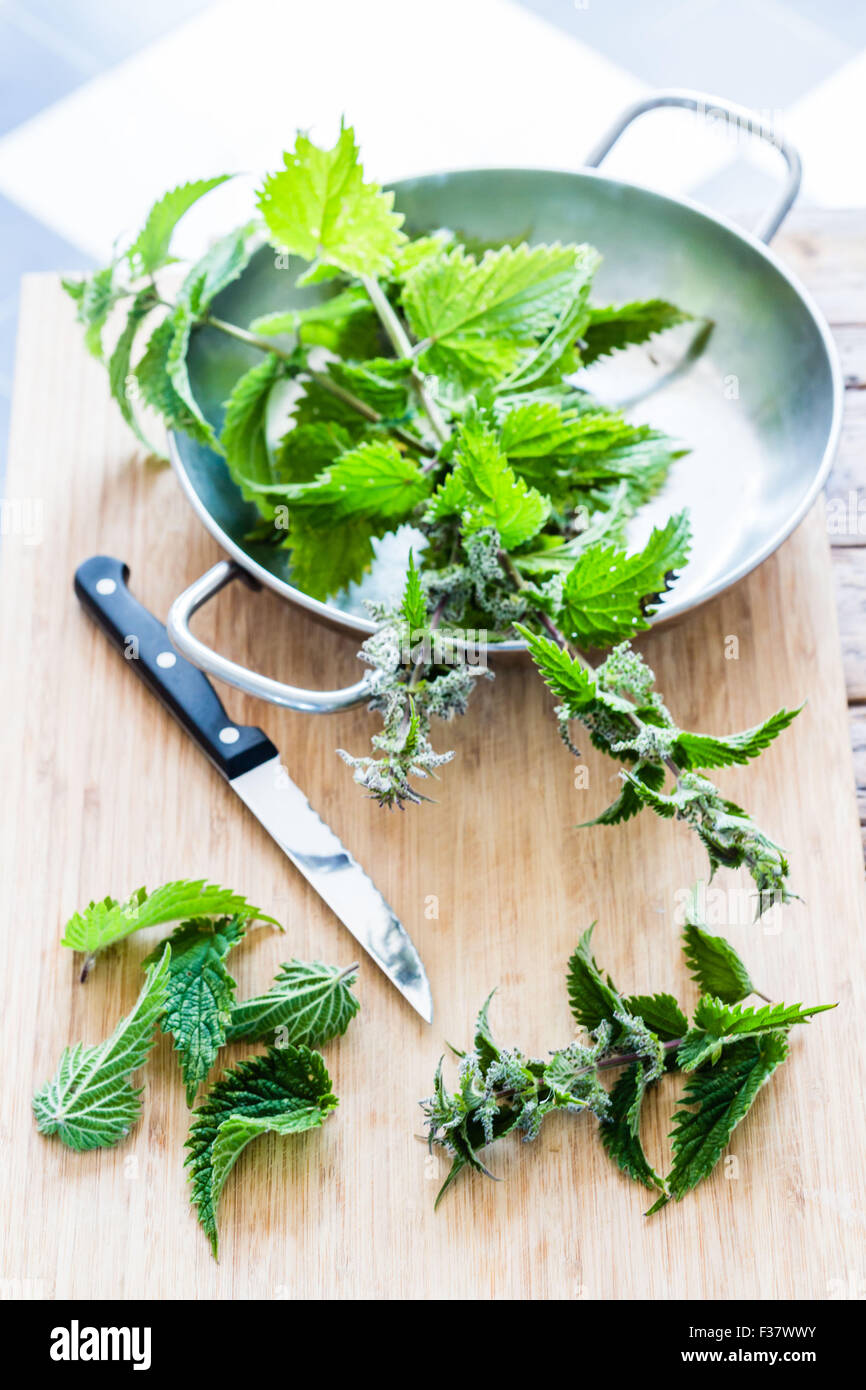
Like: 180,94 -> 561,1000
73,555 -> 433,1023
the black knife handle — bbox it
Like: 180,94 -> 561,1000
74,556 -> 278,780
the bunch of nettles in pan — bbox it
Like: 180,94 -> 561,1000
65,123 -> 802,910
422,891 -> 834,1211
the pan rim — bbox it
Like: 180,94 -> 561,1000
169,163 -> 844,651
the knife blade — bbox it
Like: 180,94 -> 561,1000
73,555 -> 433,1022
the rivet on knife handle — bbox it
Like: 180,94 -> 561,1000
74,555 -> 276,781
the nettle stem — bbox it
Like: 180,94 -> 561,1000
204,311 -> 435,457
360,275 -> 450,446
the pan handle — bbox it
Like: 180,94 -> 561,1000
166,561 -> 372,713
584,89 -> 802,244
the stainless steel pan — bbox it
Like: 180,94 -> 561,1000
166,90 -> 842,713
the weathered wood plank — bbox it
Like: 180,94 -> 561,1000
832,546 -> 866,701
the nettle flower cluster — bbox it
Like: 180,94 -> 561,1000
66,122 -> 801,909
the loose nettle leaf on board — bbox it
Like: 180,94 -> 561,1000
186,1046 -> 338,1258
422,899 -> 835,1210
64,122 -> 803,905
33,947 -> 171,1151
61,879 -> 277,978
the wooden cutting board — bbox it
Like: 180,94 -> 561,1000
2,246 -> 865,1301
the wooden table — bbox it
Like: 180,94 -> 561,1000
2,212 -> 865,1301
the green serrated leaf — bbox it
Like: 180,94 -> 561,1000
135,317 -> 214,447
560,511 -> 691,647
566,926 -> 622,1033
33,947 -> 171,1150
581,298 -> 692,365
328,357 -> 413,418
404,242 -> 598,389
185,1045 -> 337,1257
127,175 -> 232,277
649,1033 -> 789,1211
258,125 -> 405,280
516,626 -> 597,707
221,353 -> 285,504
682,900 -> 754,1004
250,286 -> 371,339
671,707 -> 802,771
622,992 -> 688,1043
678,995 -> 835,1072
582,759 -> 667,827
287,516 -> 378,599
74,264 -> 123,360
61,879 -> 276,963
599,1062 -> 666,1190
144,917 -> 247,1104
258,439 -> 430,526
107,287 -> 161,452
165,300 -> 221,450
400,550 -> 427,634
448,414 -> 550,548
179,219 -> 259,315
227,958 -> 359,1047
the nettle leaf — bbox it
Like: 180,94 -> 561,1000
107,287 -> 161,452
581,759 -> 667,827
400,550 -> 427,634
404,242 -> 598,388
517,627 -> 597,708
261,440 -> 431,526
560,510 -> 691,647
258,125 -> 405,281
581,299 -> 692,365
61,879 -> 275,964
623,993 -> 688,1043
648,1033 -> 788,1212
186,1045 -> 337,1257
682,904 -> 754,1004
71,264 -> 124,360
671,706 -> 801,771
600,1063 -> 666,1191
446,415 -> 550,548
135,317 -> 215,448
180,219 -> 260,315
127,175 -> 232,277
250,286 -> 371,339
33,947 -> 170,1151
165,301 -> 221,450
288,517 -> 378,600
274,423 -> 354,487
144,917 -> 247,1104
678,996 -> 835,1072
328,357 -> 413,417
227,959 -> 359,1046
221,353 -> 286,503
566,926 -> 622,1033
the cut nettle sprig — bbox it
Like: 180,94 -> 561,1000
422,894 -> 834,1210
519,631 -> 801,912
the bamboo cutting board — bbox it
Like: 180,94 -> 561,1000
2,249 -> 865,1302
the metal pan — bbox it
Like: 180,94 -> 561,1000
166,90 -> 843,713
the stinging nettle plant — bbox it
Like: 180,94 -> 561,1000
421,891 -> 834,1211
66,123 -> 801,911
